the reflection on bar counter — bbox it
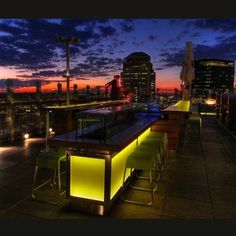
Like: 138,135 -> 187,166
45,101 -> 162,215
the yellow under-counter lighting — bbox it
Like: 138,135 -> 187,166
70,156 -> 105,201
70,127 -> 152,202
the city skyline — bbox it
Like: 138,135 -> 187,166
0,18 -> 236,93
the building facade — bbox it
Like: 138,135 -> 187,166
192,59 -> 234,98
121,52 -> 156,102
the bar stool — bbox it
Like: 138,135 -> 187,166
145,131 -> 168,168
183,113 -> 202,146
121,145 -> 158,206
138,139 -> 163,179
32,147 -> 67,205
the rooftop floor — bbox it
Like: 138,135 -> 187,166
1,115 -> 236,219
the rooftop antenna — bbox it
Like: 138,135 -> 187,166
56,36 -> 80,106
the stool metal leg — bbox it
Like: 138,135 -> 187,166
121,162 -> 157,206
31,159 -> 66,205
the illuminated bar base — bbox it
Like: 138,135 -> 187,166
68,128 -> 151,215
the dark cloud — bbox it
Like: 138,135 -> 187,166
112,40 -> 125,47
155,67 -> 164,71
120,20 -> 135,33
74,77 -> 90,80
169,19 -> 188,25
218,34 -> 236,44
160,41 -> 236,68
32,70 -> 64,77
186,19 -> 236,33
148,35 -> 158,41
70,56 -> 123,77
99,25 -> 116,37
16,74 -> 33,78
0,19 -> 116,71
0,20 -> 27,36
191,32 -> 201,37
215,35 -> 226,41
76,63 -> 91,70
40,79 -> 66,83
159,50 -> 184,67
132,41 -> 144,47
0,20 -> 59,68
166,30 -> 189,45
194,43 -> 236,60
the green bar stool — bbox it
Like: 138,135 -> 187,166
32,147 -> 67,205
139,138 -> 163,176
121,146 -> 158,206
141,131 -> 168,170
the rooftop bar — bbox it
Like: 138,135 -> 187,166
46,102 -> 161,215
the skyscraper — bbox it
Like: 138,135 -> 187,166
121,52 -> 156,102
192,59 -> 234,98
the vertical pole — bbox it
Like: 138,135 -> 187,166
35,80 -> 42,134
57,37 -> 79,106
66,42 -> 70,106
228,92 -> 230,110
6,79 -> 14,142
45,111 -> 49,151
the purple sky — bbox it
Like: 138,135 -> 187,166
0,19 -> 236,92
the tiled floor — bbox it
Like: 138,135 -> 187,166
1,116 -> 236,219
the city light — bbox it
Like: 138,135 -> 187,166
24,133 -> 29,139
205,98 -> 216,105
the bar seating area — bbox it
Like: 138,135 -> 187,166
38,102 -> 165,215
121,131 -> 168,206
142,131 -> 168,169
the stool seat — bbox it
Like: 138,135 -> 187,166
36,149 -> 66,169
143,131 -> 168,167
126,148 -> 156,170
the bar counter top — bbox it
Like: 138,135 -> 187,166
49,113 -> 160,154
163,100 -> 191,112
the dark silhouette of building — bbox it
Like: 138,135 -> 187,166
86,85 -> 90,95
121,52 -> 156,102
35,80 -> 41,102
96,86 -> 100,96
192,59 -> 234,98
73,84 -> 79,100
57,83 -> 62,100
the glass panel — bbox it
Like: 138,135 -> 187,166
110,139 -> 137,199
70,156 -> 105,201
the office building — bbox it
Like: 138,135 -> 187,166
121,52 -> 156,102
192,59 -> 234,98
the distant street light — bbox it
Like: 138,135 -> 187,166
56,36 -> 80,106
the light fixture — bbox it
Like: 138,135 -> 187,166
24,133 -> 29,139
205,98 -> 216,105
49,128 -> 53,133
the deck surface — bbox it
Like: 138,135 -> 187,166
1,116 -> 236,219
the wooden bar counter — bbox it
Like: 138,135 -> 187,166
151,100 -> 191,151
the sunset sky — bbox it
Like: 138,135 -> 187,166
0,18 -> 236,93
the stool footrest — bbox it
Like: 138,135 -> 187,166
121,197 -> 153,206
130,184 -> 157,192
32,190 -> 66,205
